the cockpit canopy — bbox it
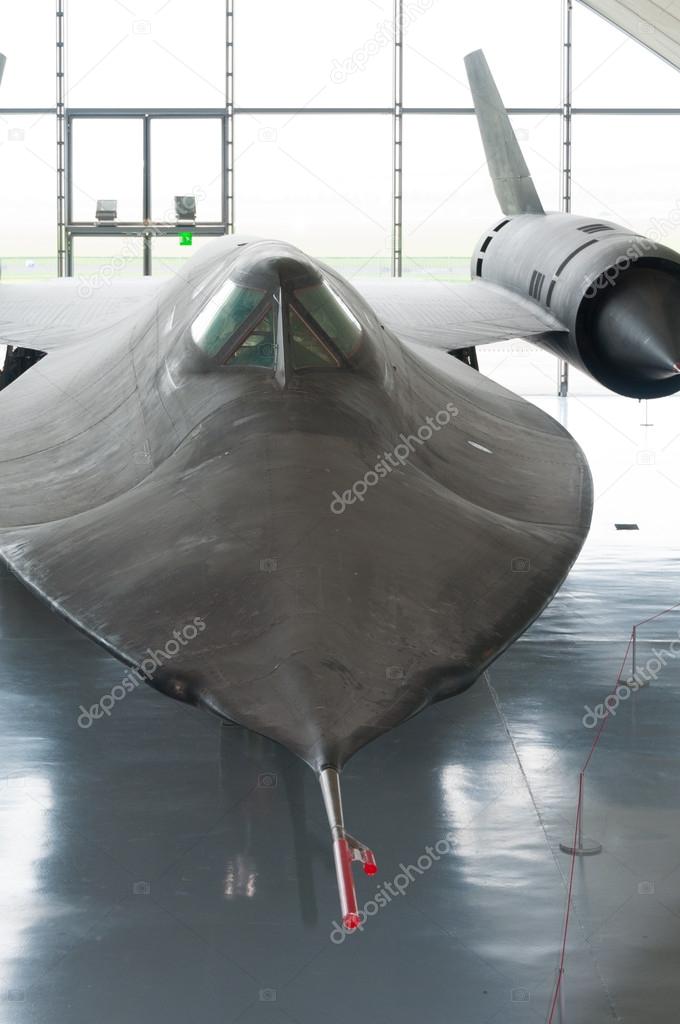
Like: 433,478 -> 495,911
189,253 -> 364,372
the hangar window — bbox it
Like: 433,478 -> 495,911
293,280 -> 362,359
191,279 -> 267,358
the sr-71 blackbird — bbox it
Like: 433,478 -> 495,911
1,52 -> 679,929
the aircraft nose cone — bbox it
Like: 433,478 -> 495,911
592,266 -> 680,381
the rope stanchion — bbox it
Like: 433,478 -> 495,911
558,771 -> 602,856
547,600 -> 680,1022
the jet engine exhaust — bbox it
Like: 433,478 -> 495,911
589,266 -> 680,388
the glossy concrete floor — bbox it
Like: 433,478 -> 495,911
1,377 -> 679,1024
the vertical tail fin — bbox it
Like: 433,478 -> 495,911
464,49 -> 544,216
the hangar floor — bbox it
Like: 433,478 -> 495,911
1,387 -> 679,1024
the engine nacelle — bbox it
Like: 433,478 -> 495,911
472,213 -> 680,399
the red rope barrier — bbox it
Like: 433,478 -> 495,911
633,598 -> 680,631
581,632 -> 633,775
546,781 -> 582,1022
546,600 -> 680,1022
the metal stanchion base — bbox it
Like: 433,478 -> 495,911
559,837 -> 602,856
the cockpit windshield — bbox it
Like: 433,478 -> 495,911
226,308 -> 276,367
189,260 -> 364,372
289,308 -> 341,369
293,281 -> 362,359
191,280 -> 267,358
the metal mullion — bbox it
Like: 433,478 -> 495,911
143,115 -> 151,275
56,0 -> 66,276
225,0 -> 235,233
558,0 -> 573,398
392,0 -> 403,278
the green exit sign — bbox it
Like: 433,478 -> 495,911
179,232 -> 193,246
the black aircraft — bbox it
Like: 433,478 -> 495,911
1,52 -> 678,929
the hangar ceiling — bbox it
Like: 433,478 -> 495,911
580,0 -> 680,71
